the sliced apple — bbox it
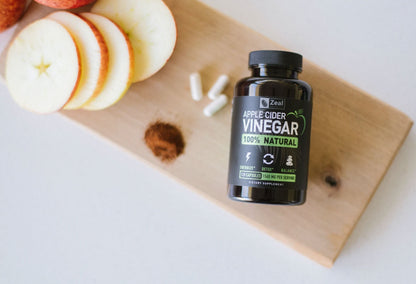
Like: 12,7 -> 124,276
92,0 -> 177,82
5,19 -> 80,114
47,11 -> 109,109
80,12 -> 134,110
34,0 -> 96,9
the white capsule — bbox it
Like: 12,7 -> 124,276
203,94 -> 228,117
189,72 -> 203,101
208,74 -> 229,100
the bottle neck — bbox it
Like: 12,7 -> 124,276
251,66 -> 299,79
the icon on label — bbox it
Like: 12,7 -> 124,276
286,155 -> 293,166
245,152 -> 251,162
259,98 -> 269,108
263,153 -> 274,165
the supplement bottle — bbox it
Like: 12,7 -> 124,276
228,50 -> 313,205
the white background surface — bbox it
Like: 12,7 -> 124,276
1,0 -> 415,283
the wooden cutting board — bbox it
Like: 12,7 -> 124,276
0,0 -> 413,267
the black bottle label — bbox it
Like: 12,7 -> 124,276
228,96 -> 312,190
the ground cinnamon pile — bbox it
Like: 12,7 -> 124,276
144,121 -> 185,163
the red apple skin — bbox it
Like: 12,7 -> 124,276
34,0 -> 96,9
0,0 -> 26,32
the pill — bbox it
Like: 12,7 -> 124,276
208,74 -> 229,100
189,72 -> 203,101
203,94 -> 228,117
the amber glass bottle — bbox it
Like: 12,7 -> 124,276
228,50 -> 313,205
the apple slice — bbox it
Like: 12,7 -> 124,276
80,13 -> 134,110
5,18 -> 80,114
48,11 -> 109,109
34,0 -> 96,9
91,0 -> 176,82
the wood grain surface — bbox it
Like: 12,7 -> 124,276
0,0 -> 412,267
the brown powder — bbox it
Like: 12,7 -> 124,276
144,121 -> 185,163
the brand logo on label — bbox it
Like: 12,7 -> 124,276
259,98 -> 285,110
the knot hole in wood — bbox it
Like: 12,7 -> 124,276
324,175 -> 340,188
320,164 -> 342,196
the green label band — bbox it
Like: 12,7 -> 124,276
239,170 -> 296,182
241,134 -> 298,148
